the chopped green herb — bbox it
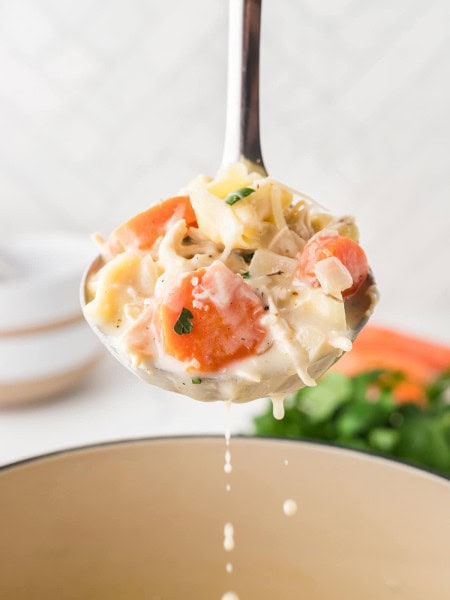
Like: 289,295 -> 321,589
174,307 -> 194,335
192,377 -> 202,384
225,187 -> 255,206
241,271 -> 250,279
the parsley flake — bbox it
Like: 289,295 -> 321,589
192,377 -> 202,384
241,271 -> 250,279
174,307 -> 194,335
225,187 -> 255,206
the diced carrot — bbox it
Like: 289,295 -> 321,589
160,262 -> 268,372
299,234 -> 369,296
108,196 -> 197,254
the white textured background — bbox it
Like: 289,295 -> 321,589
0,0 -> 449,462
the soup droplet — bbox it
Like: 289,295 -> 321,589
224,400 -> 233,472
271,394 -> 285,420
226,562 -> 233,573
223,523 -> 234,552
222,593 -> 239,600
283,499 -> 298,517
223,522 -> 235,552
224,449 -> 232,473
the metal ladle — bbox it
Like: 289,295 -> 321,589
81,0 -> 376,402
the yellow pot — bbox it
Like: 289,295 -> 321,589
0,438 -> 449,599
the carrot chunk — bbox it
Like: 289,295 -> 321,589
335,325 -> 450,382
334,325 -> 450,405
160,262 -> 268,372
108,196 -> 197,254
299,234 -> 369,296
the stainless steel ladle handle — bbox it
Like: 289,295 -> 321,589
221,0 -> 267,176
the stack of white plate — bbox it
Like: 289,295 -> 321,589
0,232 -> 102,406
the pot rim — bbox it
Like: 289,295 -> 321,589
1,434 -> 448,483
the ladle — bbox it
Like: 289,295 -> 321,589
81,0 -> 376,402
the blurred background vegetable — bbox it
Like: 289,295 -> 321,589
253,326 -> 450,475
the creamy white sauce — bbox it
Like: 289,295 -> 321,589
224,450 -> 232,474
271,394 -> 285,420
223,522 -> 235,552
261,294 -> 316,388
283,499 -> 298,517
